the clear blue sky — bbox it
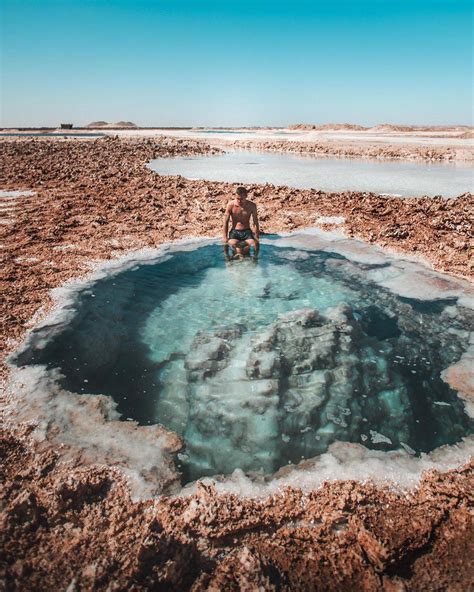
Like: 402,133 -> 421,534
1,0 -> 472,127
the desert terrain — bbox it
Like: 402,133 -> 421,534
1,134 -> 473,590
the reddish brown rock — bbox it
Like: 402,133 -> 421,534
1,426 -> 473,590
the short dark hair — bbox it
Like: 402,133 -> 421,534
236,186 -> 248,196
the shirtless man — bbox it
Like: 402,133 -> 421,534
223,186 -> 260,256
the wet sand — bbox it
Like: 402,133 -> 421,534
1,136 -> 473,590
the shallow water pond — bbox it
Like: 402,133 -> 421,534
148,150 -> 473,197
15,242 -> 473,483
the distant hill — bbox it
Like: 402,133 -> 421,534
289,123 -> 368,131
86,121 -> 108,128
86,121 -> 138,129
289,122 -> 473,133
115,121 -> 138,128
370,124 -> 414,132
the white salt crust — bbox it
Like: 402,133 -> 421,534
315,216 -> 346,225
0,190 -> 36,225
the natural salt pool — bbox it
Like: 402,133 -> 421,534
148,150 -> 473,197
13,237 -> 474,485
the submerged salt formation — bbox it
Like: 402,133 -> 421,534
181,305 -> 408,480
160,301 -> 471,481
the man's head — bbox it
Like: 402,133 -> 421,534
235,186 -> 248,204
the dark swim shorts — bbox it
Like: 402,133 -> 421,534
229,228 -> 254,242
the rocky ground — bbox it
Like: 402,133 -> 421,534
2,425 -> 473,591
1,136 -> 473,590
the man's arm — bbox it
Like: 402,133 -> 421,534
252,204 -> 260,241
223,202 -> 232,242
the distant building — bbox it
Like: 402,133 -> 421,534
60,123 -> 73,129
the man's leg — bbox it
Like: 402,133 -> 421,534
245,238 -> 259,255
227,238 -> 239,256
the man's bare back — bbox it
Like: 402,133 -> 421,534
223,187 -> 260,256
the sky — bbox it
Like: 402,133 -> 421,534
0,0 -> 472,127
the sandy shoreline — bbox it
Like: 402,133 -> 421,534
1,135 -> 473,590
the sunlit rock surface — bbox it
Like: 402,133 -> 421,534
10,235 -> 474,489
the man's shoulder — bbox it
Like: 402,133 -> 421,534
247,199 -> 257,209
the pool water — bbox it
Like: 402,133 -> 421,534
15,242 -> 473,483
